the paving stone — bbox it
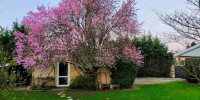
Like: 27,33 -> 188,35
60,95 -> 66,98
134,78 -> 184,85
57,91 -> 64,95
66,96 -> 72,99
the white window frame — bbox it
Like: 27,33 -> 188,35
56,62 -> 70,87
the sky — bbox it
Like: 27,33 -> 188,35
0,0 -> 190,51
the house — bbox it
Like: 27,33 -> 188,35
172,43 -> 200,78
174,43 -> 200,58
173,43 -> 200,71
32,62 -> 111,87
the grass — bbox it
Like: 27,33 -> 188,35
8,81 -> 200,100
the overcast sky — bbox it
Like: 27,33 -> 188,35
0,0 -> 190,51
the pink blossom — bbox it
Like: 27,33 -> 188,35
123,43 -> 143,65
14,0 -> 141,70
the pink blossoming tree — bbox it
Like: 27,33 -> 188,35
14,0 -> 142,76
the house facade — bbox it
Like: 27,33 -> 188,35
32,62 -> 111,87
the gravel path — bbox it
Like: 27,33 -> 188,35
134,77 -> 185,85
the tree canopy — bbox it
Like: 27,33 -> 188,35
14,0 -> 142,74
132,35 -> 174,77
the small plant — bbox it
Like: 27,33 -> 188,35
69,75 -> 96,90
0,67 -> 21,99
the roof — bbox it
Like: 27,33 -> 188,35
174,43 -> 200,58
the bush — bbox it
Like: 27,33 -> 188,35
69,75 -> 96,90
0,67 -> 21,99
132,35 -> 174,77
184,58 -> 200,83
138,59 -> 174,77
8,65 -> 31,86
110,59 -> 138,89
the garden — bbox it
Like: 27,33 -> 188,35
1,0 -> 200,100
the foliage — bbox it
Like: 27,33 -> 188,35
8,65 -> 32,86
0,26 -> 4,33
0,25 -> 27,99
132,35 -> 174,77
0,43 -> 20,99
0,27 -> 17,67
0,30 -> 15,54
0,22 -> 31,86
110,59 -> 138,89
0,22 -> 27,54
0,22 -> 26,65
186,42 -> 196,48
0,67 -> 21,99
12,22 -> 28,35
69,75 -> 96,90
13,0 -> 142,76
184,58 -> 200,83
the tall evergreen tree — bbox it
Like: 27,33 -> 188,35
132,35 -> 174,77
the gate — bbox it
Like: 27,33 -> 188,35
175,66 -> 185,79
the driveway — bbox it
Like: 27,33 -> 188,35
134,77 -> 185,85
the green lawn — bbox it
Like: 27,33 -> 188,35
9,82 -> 200,100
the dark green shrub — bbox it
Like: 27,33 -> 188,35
184,58 -> 200,83
69,75 -> 96,90
138,59 -> 174,77
132,35 -> 174,77
110,59 -> 138,89
0,67 -> 21,99
8,65 -> 31,86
